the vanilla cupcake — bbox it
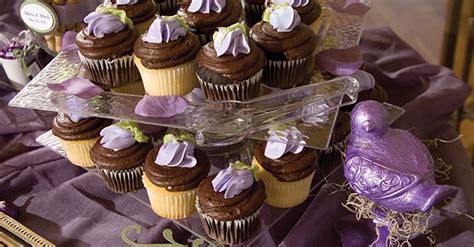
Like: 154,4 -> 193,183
250,4 -> 317,88
134,15 -> 200,96
143,134 -> 210,219
115,0 -> 157,34
91,121 -> 153,193
252,126 -> 318,208
196,23 -> 266,101
52,113 -> 112,168
178,0 -> 242,45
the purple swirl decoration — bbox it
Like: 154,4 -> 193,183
84,12 -> 126,38
212,166 -> 254,199
188,0 -> 226,13
214,28 -> 251,57
143,16 -> 187,43
272,0 -> 309,8
99,125 -> 136,151
155,140 -> 197,168
268,5 -> 301,32
116,0 -> 138,5
265,126 -> 307,159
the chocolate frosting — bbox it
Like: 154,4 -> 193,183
250,21 -> 317,60
52,113 -> 112,141
134,32 -> 200,69
332,111 -> 351,144
177,0 -> 242,35
197,174 -> 266,221
144,145 -> 211,191
294,0 -> 321,25
90,140 -> 153,170
76,28 -> 139,59
254,142 -> 317,182
196,40 -> 266,83
115,0 -> 157,24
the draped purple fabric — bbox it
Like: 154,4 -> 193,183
1,1 -> 473,245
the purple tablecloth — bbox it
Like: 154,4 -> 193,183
1,1 -> 473,246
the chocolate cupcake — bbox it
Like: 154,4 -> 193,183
154,0 -> 179,16
253,126 -> 318,207
90,121 -> 153,193
52,113 -> 111,168
318,111 -> 351,170
76,6 -> 140,89
250,4 -> 317,88
267,0 -> 322,32
134,15 -> 200,96
196,23 -> 266,101
114,0 -> 157,34
196,161 -> 266,244
143,134 -> 210,219
244,0 -> 265,27
177,0 -> 242,45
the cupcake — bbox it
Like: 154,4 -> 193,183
250,4 -> 317,89
177,0 -> 242,45
143,134 -> 210,219
318,111 -> 351,170
244,0 -> 265,27
134,15 -> 200,96
76,6 -> 140,89
266,0 -> 322,32
52,113 -> 111,168
196,23 -> 266,101
253,126 -> 318,208
90,121 -> 153,193
154,0 -> 179,16
196,161 -> 266,244
114,0 -> 157,34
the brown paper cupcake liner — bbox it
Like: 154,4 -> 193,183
317,139 -> 347,171
197,34 -> 212,46
97,165 -> 144,193
263,57 -> 310,89
244,3 -> 265,26
197,69 -> 263,101
78,52 -> 141,89
196,198 -> 262,244
155,0 -> 178,16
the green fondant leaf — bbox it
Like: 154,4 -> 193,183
115,121 -> 150,143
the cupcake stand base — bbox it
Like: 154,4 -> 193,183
8,1 -> 410,245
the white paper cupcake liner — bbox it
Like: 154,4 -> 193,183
263,57 -> 310,89
317,139 -> 347,171
78,52 -> 141,89
155,0 -> 178,16
97,165 -> 144,193
197,69 -> 263,101
196,198 -> 262,244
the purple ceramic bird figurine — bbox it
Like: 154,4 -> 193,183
344,101 -> 457,212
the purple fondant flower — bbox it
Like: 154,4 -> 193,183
212,162 -> 255,199
266,4 -> 301,32
143,15 -> 187,43
188,0 -> 226,14
84,12 -> 127,38
155,136 -> 197,168
100,125 -> 136,151
116,0 -> 138,5
213,23 -> 251,57
265,126 -> 307,159
272,0 -> 309,8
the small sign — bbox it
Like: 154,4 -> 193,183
19,0 -> 58,34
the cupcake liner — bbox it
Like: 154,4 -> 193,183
135,56 -> 198,96
142,174 -> 197,219
198,34 -> 212,46
244,3 -> 265,26
196,198 -> 262,244
79,52 -> 140,89
110,80 -> 145,95
253,159 -> 315,208
317,139 -> 347,171
263,57 -> 310,89
197,69 -> 263,101
134,16 -> 157,35
155,0 -> 178,16
97,165 -> 144,193
59,137 -> 99,168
